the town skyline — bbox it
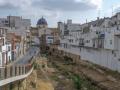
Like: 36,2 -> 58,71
0,0 -> 120,27
1,1 -> 120,89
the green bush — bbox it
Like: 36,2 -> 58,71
63,56 -> 73,64
33,62 -> 40,69
72,74 -> 82,90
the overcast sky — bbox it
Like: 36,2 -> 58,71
0,0 -> 120,27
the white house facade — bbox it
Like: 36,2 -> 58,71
0,27 -> 12,67
58,13 -> 120,72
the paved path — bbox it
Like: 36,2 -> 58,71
14,46 -> 40,65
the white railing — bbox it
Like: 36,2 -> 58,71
0,67 -> 33,86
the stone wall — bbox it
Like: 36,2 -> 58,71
0,79 -> 27,90
49,46 -> 80,63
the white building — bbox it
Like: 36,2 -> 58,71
0,16 -> 31,65
0,27 -> 12,67
58,13 -> 120,72
0,16 -> 31,41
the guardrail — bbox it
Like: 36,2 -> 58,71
0,56 -> 37,87
0,64 -> 32,80
0,47 -> 40,87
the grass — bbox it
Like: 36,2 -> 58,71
47,55 -> 102,90
50,75 -> 59,81
50,60 -> 101,90
33,61 -> 40,69
41,52 -> 104,90
71,74 -> 82,90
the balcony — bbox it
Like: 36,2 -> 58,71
114,30 -> 120,36
79,43 -> 84,47
98,34 -> 105,39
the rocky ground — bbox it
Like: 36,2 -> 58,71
26,57 -> 54,90
48,55 -> 120,90
25,56 -> 102,90
25,54 -> 120,90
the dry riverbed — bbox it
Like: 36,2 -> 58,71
26,56 -> 103,90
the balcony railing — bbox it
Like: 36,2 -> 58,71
79,43 -> 84,47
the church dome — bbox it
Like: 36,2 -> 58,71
37,17 -> 48,26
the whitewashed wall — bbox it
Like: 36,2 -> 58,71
0,53 -> 2,67
79,47 -> 120,71
59,45 -> 120,72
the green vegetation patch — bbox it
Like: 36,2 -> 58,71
71,74 -> 101,90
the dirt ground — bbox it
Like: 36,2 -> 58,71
48,55 -> 120,90
26,57 -> 54,90
26,57 -> 76,90
36,80 -> 54,90
26,69 -> 54,90
26,55 -> 120,90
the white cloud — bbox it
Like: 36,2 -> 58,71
75,0 -> 103,9
103,3 -> 120,17
112,4 -> 120,13
0,0 -> 32,8
0,0 -> 103,16
0,0 -> 60,17
0,0 -> 103,26
90,0 -> 103,9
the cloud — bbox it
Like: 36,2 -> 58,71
0,0 -> 32,9
105,4 -> 120,17
33,0 -> 103,11
0,0 -> 103,15
113,4 -> 120,13
0,0 -> 103,26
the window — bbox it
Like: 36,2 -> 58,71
118,59 -> 120,61
115,21 -> 117,25
0,55 -> 1,66
86,40 -> 90,43
112,50 -> 114,54
96,31 -> 99,34
117,26 -> 119,30
48,37 -> 53,39
80,48 -> 81,51
110,40 -> 112,45
3,39 -> 4,45
9,56 -> 11,61
8,46 -> 11,51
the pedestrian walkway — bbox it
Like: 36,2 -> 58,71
0,46 -> 40,87
6,47 -> 39,66
7,54 -> 24,67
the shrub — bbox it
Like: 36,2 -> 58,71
72,74 -> 82,90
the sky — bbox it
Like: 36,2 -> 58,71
0,0 -> 120,27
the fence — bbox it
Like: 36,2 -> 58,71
0,64 -> 32,80
0,47 -> 39,82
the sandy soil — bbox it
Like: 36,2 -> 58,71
26,57 -> 54,90
37,79 -> 54,90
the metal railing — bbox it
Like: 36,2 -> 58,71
0,46 -> 39,84
0,64 -> 32,80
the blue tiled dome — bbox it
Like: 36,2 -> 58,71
37,17 -> 47,25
